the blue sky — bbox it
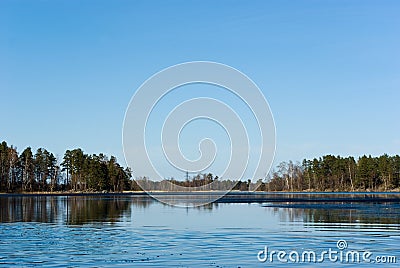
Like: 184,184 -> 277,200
1,0 -> 399,180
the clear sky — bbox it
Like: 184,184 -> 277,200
1,0 -> 399,180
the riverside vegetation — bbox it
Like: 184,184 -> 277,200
0,140 -> 399,193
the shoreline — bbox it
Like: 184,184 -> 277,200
1,190 -> 400,195
1,191 -> 400,203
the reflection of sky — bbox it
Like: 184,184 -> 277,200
2,195 -> 400,227
130,203 -> 281,231
2,196 -> 400,267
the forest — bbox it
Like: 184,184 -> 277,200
0,141 -> 131,193
264,155 -> 400,192
0,140 -> 399,193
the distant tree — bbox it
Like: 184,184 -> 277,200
8,146 -> 19,191
19,147 -> 35,191
0,141 -> 10,191
357,155 -> 378,190
61,150 -> 72,189
34,148 -> 54,191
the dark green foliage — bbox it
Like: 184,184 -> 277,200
60,151 -> 131,192
19,147 -> 35,192
266,154 -> 400,192
33,148 -> 57,191
0,141 -> 131,192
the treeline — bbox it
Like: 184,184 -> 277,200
1,140 -> 400,193
265,154 -> 400,192
0,141 -> 131,193
132,174 -> 251,191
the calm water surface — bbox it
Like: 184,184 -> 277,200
1,193 -> 400,267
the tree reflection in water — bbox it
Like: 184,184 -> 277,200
267,202 -> 400,225
0,196 -> 153,225
1,194 -> 400,226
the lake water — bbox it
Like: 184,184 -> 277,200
1,193 -> 399,267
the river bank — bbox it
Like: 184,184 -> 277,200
1,191 -> 400,204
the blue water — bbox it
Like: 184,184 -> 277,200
0,194 -> 399,267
